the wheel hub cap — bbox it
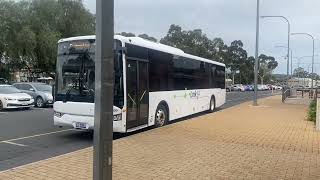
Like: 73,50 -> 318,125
156,110 -> 165,126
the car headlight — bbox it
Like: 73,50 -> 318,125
45,93 -> 53,98
113,114 -> 122,121
54,111 -> 64,118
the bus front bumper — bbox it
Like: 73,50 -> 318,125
54,113 -> 124,132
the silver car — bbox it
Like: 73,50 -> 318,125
13,83 -> 53,108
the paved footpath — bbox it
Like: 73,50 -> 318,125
1,95 -> 320,180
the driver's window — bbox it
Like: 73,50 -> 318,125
114,50 -> 124,108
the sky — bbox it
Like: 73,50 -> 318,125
83,0 -> 320,74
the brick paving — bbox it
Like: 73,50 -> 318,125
1,95 -> 320,180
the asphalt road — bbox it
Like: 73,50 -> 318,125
0,90 -> 280,171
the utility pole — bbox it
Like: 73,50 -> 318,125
260,16 -> 291,78
94,0 -> 114,179
291,33 -> 315,90
253,0 -> 260,106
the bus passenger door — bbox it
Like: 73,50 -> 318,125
126,59 -> 149,130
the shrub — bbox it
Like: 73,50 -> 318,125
308,100 -> 317,122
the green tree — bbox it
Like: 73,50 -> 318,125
0,0 -> 95,77
238,56 -> 255,84
138,34 -> 157,42
160,24 -> 225,62
116,32 -> 158,42
225,40 -> 248,84
258,54 -> 278,84
293,67 -> 309,78
118,32 -> 136,37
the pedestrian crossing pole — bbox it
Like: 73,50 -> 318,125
93,0 -> 114,179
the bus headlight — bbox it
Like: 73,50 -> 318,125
113,114 -> 122,121
54,111 -> 64,118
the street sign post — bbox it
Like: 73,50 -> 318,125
94,0 -> 114,179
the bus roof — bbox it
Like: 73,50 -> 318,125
58,35 -> 225,67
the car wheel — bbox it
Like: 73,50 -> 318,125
209,97 -> 215,112
0,101 -> 3,111
155,104 -> 168,128
36,97 -> 44,108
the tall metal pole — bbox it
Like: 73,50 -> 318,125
291,49 -> 293,76
287,22 -> 291,77
291,33 -> 315,90
312,38 -> 315,89
274,45 -> 293,76
260,16 -> 290,77
94,0 -> 114,179
253,0 -> 260,106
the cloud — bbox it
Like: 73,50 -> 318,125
84,0 -> 320,74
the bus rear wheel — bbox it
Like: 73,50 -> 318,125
209,97 -> 215,112
155,104 -> 168,127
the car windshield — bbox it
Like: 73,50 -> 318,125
0,86 -> 21,94
33,84 -> 52,92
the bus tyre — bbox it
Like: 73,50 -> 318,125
155,104 -> 168,127
0,100 -> 3,111
209,97 -> 215,112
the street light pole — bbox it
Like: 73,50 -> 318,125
94,0 -> 114,179
274,45 -> 293,76
291,33 -> 315,90
253,0 -> 260,106
291,49 -> 293,76
261,16 -> 291,77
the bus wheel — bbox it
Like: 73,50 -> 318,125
155,104 -> 168,127
209,97 -> 215,112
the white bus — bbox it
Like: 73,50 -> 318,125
53,35 -> 226,133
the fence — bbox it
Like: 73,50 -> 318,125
282,87 -> 291,102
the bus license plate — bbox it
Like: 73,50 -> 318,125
75,122 -> 87,129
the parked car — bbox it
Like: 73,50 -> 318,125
0,85 -> 34,111
257,84 -> 266,91
0,78 -> 8,85
13,82 -> 53,108
231,84 -> 245,91
244,85 -> 253,91
266,84 -> 273,90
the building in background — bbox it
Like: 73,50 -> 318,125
288,78 -> 320,88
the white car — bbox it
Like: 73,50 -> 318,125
0,85 -> 34,110
231,84 -> 245,91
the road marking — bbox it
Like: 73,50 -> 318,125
0,129 -> 75,144
2,141 -> 28,147
0,112 -> 8,114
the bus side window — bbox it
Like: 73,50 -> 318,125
211,65 -> 217,88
